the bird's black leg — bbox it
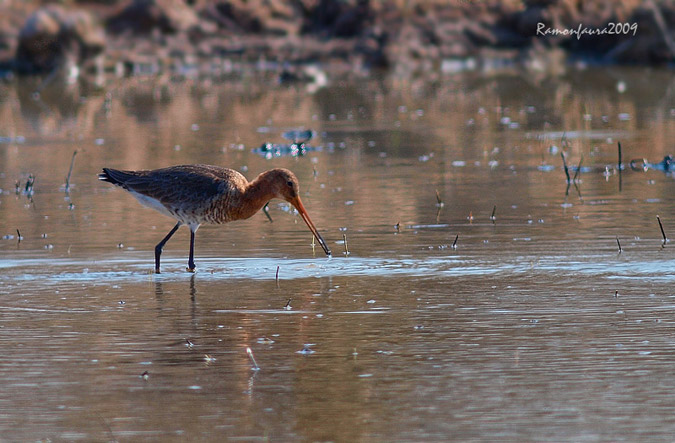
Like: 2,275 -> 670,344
187,227 -> 196,272
155,222 -> 182,273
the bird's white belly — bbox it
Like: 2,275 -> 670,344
130,190 -> 176,219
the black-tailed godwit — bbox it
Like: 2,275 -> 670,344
99,165 -> 331,273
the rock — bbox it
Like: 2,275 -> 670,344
107,0 -> 200,34
330,0 -> 371,37
15,6 -> 106,74
602,5 -> 673,64
521,40 -> 566,76
355,28 -> 388,68
303,0 -> 372,37
516,6 -> 550,37
208,2 -> 263,33
464,21 -> 498,46
206,0 -> 302,36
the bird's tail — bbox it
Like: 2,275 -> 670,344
98,168 -> 135,187
98,168 -> 114,183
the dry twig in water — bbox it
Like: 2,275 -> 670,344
617,142 -> 623,171
561,152 -> 570,183
65,150 -> 77,193
617,142 -> 623,192
573,155 -> 583,182
657,215 -> 668,247
246,347 -> 260,371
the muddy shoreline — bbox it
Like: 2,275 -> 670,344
0,0 -> 673,79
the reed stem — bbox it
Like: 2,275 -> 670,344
246,347 -> 260,371
561,152 -> 570,183
657,215 -> 668,246
65,150 -> 77,193
435,189 -> 444,207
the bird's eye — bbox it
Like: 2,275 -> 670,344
287,181 -> 293,187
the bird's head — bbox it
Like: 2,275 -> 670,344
266,169 -> 331,256
270,168 -> 301,202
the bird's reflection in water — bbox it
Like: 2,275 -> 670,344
154,280 -> 164,298
153,274 -> 197,306
189,274 -> 196,302
189,274 -> 197,321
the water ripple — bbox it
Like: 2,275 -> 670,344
1,254 -> 673,285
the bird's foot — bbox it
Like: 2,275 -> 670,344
155,269 -> 161,274
186,267 -> 195,273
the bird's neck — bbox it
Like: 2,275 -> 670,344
235,173 -> 278,220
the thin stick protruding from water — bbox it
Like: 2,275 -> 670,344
490,205 -> 496,222
617,142 -> 623,171
618,142 -> 623,192
343,233 -> 350,255
616,236 -> 622,253
275,265 -> 280,288
657,215 -> 668,247
561,152 -> 570,183
573,155 -> 583,182
451,234 -> 459,250
246,347 -> 260,371
16,229 -> 22,243
65,150 -> 77,193
435,189 -> 444,207
25,174 -> 35,194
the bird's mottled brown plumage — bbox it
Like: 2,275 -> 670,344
99,164 -> 330,273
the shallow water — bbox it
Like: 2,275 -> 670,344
1,67 -> 675,440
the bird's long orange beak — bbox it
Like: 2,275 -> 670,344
291,197 -> 331,256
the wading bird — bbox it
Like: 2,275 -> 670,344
99,165 -> 331,273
